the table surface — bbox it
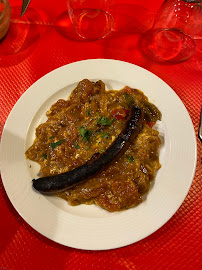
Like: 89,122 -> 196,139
0,0 -> 201,269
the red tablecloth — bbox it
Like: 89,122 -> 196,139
0,0 -> 201,269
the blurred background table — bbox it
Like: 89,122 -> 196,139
0,0 -> 201,269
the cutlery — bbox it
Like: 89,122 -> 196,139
199,107 -> 202,143
21,0 -> 31,16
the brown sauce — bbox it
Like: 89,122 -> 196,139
26,79 -> 161,212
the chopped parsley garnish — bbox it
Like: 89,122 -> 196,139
73,141 -> 80,149
97,116 -> 112,126
49,136 -> 54,139
86,109 -> 91,116
50,139 -> 65,149
102,132 -> 109,139
126,155 -> 135,163
78,126 -> 91,142
42,154 -> 47,159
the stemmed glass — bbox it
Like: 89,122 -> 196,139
142,0 -> 202,63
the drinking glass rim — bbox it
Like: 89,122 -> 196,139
182,0 -> 202,2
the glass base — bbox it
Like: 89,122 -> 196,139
141,28 -> 196,63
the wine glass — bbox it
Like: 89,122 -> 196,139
142,0 -> 202,63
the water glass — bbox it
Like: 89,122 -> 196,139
143,0 -> 202,63
67,0 -> 114,40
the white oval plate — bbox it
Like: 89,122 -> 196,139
0,59 -> 197,250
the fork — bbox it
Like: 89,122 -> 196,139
198,107 -> 202,143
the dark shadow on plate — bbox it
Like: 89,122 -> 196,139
0,121 -> 5,137
0,6 -> 46,67
0,128 -> 70,252
0,179 -> 21,254
1,177 -> 73,254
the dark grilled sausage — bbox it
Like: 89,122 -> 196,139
32,106 -> 143,193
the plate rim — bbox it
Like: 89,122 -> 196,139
0,59 -> 197,250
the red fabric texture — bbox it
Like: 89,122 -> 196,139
0,0 -> 201,269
